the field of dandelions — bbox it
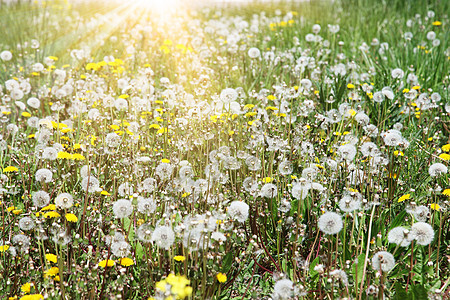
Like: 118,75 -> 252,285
0,0 -> 449,299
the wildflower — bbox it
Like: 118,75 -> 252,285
98,259 -> 115,268
137,197 -> 156,215
443,189 -> 450,196
45,254 -> 57,263
55,193 -> 74,209
227,201 -> 249,223
21,282 -> 31,293
174,255 -> 186,262
398,194 -> 410,203
0,245 -> 10,252
409,222 -> 434,245
19,295 -> 44,300
3,166 -> 19,173
119,257 -> 134,267
42,147 -> 58,160
112,199 -> 133,218
330,269 -> 348,285
151,225 -> 175,250
272,278 -> 294,300
137,223 -> 153,243
430,203 -> 440,211
247,47 -> 261,58
43,211 -> 60,219
32,191 -> 50,208
35,168 -> 52,183
428,163 -> 448,177
18,217 -> 35,231
318,212 -> 343,235
65,213 -> 78,222
80,176 -> 100,193
155,274 -> 192,299
387,226 -> 411,247
339,196 -> 361,213
0,50 -> 12,61
217,273 -> 227,283
260,183 -> 278,198
371,251 -> 396,272
111,241 -> 131,257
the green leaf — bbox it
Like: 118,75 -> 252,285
352,253 -> 365,287
393,282 -> 408,300
222,251 -> 234,273
410,284 -> 427,300
135,241 -> 144,262
309,256 -> 320,277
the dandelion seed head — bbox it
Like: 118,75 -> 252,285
318,212 -> 343,235
371,251 -> 395,272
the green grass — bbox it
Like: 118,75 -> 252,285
0,0 -> 448,299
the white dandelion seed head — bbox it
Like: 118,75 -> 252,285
55,193 -> 74,209
272,278 -> 294,300
371,251 -> 396,272
112,199 -> 133,219
409,222 -> 434,246
32,190 -> 50,208
318,212 -> 343,235
35,168 -> 53,183
18,217 -> 35,231
428,163 -> 447,177
151,225 -> 175,250
387,226 -> 411,247
228,201 -> 249,223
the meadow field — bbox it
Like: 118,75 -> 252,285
0,0 -> 449,299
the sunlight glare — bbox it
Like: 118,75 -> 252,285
131,0 -> 180,14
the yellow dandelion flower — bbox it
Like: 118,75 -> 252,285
44,267 -> 59,277
19,294 -> 43,300
174,255 -> 186,262
45,254 -> 57,263
43,211 -> 60,219
3,166 -> 19,173
442,189 -> 450,196
21,283 -> 31,294
347,83 -> 355,89
217,272 -> 227,283
0,245 -> 10,252
439,153 -> 450,161
98,259 -> 115,268
430,203 -> 440,211
65,213 -> 78,222
41,204 -> 56,211
119,257 -> 134,267
161,159 -> 170,163
398,194 -> 411,203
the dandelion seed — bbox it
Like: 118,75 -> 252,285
371,251 -> 396,272
428,163 -> 448,177
55,193 -> 73,209
272,278 -> 294,300
112,199 -> 133,219
409,222 -> 434,245
32,191 -> 50,208
228,201 -> 249,223
151,225 -> 175,250
387,226 -> 411,247
18,217 -> 35,231
318,212 -> 343,235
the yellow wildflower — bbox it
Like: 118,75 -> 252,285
119,257 -> 134,267
45,254 -> 57,263
174,255 -> 186,262
65,213 -> 78,222
398,194 -> 411,203
217,272 -> 227,283
98,259 -> 115,268
3,166 -> 19,173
